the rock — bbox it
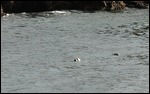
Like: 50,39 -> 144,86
1,1 -> 149,13
12,1 -> 50,13
47,1 -> 72,10
124,1 -> 149,9
105,1 -> 126,11
70,1 -> 106,11
113,1 -> 126,10
1,1 -> 13,13
1,5 -> 3,16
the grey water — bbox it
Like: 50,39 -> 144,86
1,8 -> 149,93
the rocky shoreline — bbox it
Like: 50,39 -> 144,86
1,1 -> 149,16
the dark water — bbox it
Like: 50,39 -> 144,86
1,9 -> 149,93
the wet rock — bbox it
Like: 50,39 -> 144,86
1,5 -> 4,16
1,1 -> 13,13
105,1 -> 126,11
46,1 -> 72,10
1,1 -> 50,13
124,1 -> 149,9
11,1 -> 50,13
70,1 -> 106,11
1,1 -> 149,13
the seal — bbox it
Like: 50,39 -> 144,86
74,58 -> 81,62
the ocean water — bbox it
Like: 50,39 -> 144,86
1,8 -> 149,93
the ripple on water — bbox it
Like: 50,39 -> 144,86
1,9 -> 149,93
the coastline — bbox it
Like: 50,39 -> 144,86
1,1 -> 149,16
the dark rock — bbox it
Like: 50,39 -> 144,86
124,1 -> 149,9
70,1 -> 106,11
11,1 -> 50,13
1,1 -> 13,13
1,1 -> 149,13
47,1 -> 72,10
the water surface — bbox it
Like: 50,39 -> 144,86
1,9 -> 149,93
